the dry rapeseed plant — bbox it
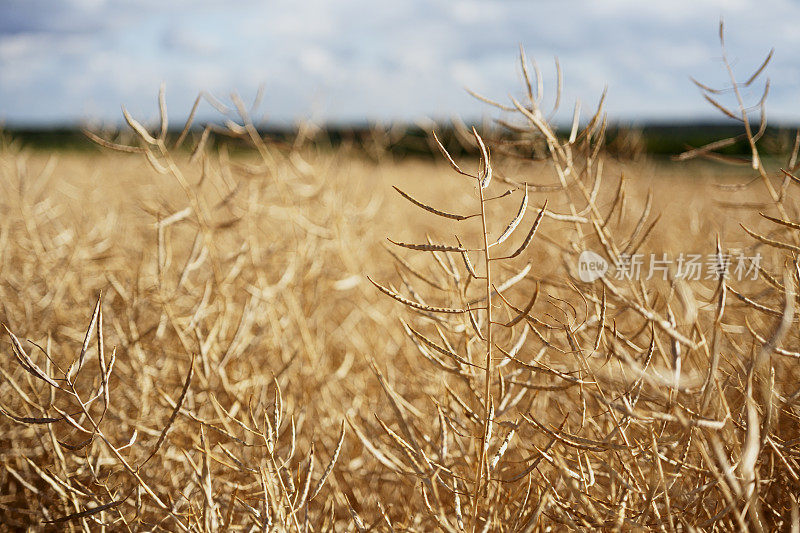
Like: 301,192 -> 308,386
362,30 -> 800,531
0,89 -> 354,530
2,24 -> 800,531
367,123 -> 547,529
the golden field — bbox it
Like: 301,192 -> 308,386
1,47 -> 800,531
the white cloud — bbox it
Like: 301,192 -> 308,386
1,0 -> 799,125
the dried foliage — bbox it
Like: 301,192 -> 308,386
2,24 -> 800,531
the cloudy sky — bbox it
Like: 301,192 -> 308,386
1,0 -> 799,127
